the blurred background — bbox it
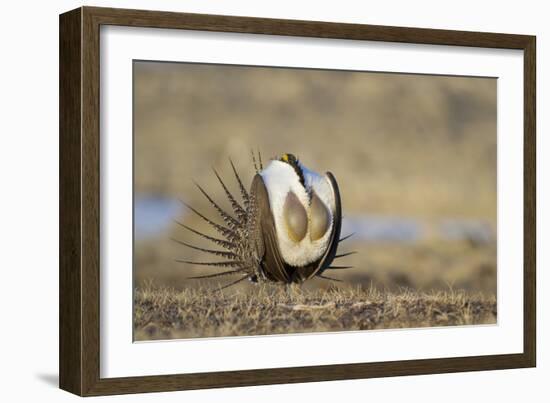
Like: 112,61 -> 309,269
133,61 -> 497,295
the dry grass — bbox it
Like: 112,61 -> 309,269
134,282 -> 496,341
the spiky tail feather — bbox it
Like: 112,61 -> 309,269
175,159 -> 260,289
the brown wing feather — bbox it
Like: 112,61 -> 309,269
250,174 -> 290,283
319,172 -> 342,267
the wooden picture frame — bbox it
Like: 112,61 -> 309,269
59,6 -> 536,396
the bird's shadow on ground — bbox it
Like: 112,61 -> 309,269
35,373 -> 58,388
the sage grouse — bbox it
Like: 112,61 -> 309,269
174,152 -> 354,288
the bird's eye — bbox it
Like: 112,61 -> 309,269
310,192 -> 330,241
283,192 -> 307,242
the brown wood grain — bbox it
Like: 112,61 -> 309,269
523,38 -> 537,367
59,6 -> 537,396
59,7 -> 82,395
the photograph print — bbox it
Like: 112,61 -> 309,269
133,61 -> 497,341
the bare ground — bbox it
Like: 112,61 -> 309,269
134,283 -> 496,341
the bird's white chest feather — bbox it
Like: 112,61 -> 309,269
260,160 -> 335,267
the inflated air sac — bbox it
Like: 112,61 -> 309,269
310,191 -> 330,241
283,191 -> 308,242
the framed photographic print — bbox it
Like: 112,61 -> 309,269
59,6 -> 536,396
